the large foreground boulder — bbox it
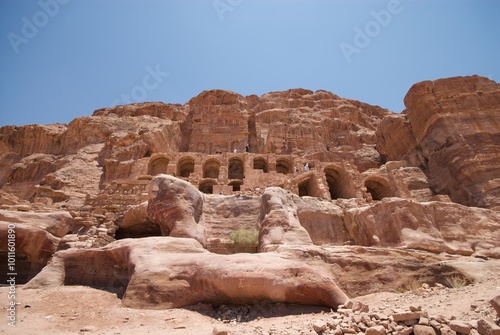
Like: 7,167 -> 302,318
259,187 -> 313,252
26,237 -> 349,309
147,174 -> 207,247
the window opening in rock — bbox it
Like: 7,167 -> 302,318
325,168 -> 356,200
253,158 -> 268,173
203,159 -> 221,179
365,179 -> 392,200
148,157 -> 169,175
298,175 -> 322,198
298,178 -> 311,196
276,159 -> 291,174
228,158 -> 244,180
199,181 -> 215,194
177,157 -> 195,178
229,181 -> 242,192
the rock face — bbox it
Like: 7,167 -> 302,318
27,237 -> 349,309
117,201 -> 160,239
1,75 -> 500,311
491,295 -> 500,317
344,198 -> 500,257
377,75 -> 500,210
258,187 -> 313,252
0,210 -> 74,283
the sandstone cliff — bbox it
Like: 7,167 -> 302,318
1,75 -> 500,311
377,75 -> 500,210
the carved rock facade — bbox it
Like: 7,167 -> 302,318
1,75 -> 500,309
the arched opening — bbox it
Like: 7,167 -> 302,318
177,157 -> 195,178
325,167 -> 356,200
253,157 -> 268,173
229,180 -> 242,192
148,157 -> 169,176
199,181 -> 215,194
228,158 -> 244,180
203,159 -> 220,179
298,179 -> 311,197
297,175 -> 321,198
276,158 -> 291,174
365,178 -> 393,201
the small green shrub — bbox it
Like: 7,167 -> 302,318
445,275 -> 471,288
229,227 -> 259,247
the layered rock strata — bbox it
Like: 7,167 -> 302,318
1,75 -> 500,311
0,211 -> 74,282
27,237 -> 349,309
377,75 -> 500,210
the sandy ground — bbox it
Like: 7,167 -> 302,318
1,275 -> 499,335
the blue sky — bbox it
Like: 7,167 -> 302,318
0,0 -> 499,126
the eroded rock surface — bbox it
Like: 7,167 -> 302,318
1,75 -> 500,313
27,237 -> 349,309
0,210 -> 74,283
343,198 -> 500,258
377,75 -> 500,210
258,187 -> 313,252
147,174 -> 206,247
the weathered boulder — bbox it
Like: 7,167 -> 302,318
449,320 -> 473,334
366,325 -> 387,335
274,244 -> 479,297
343,198 -> 500,258
413,325 -> 437,335
27,237 -> 349,309
0,210 -> 74,283
147,174 -> 206,247
477,318 -> 500,335
294,196 -> 349,246
258,187 -> 313,251
490,295 -> 500,317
